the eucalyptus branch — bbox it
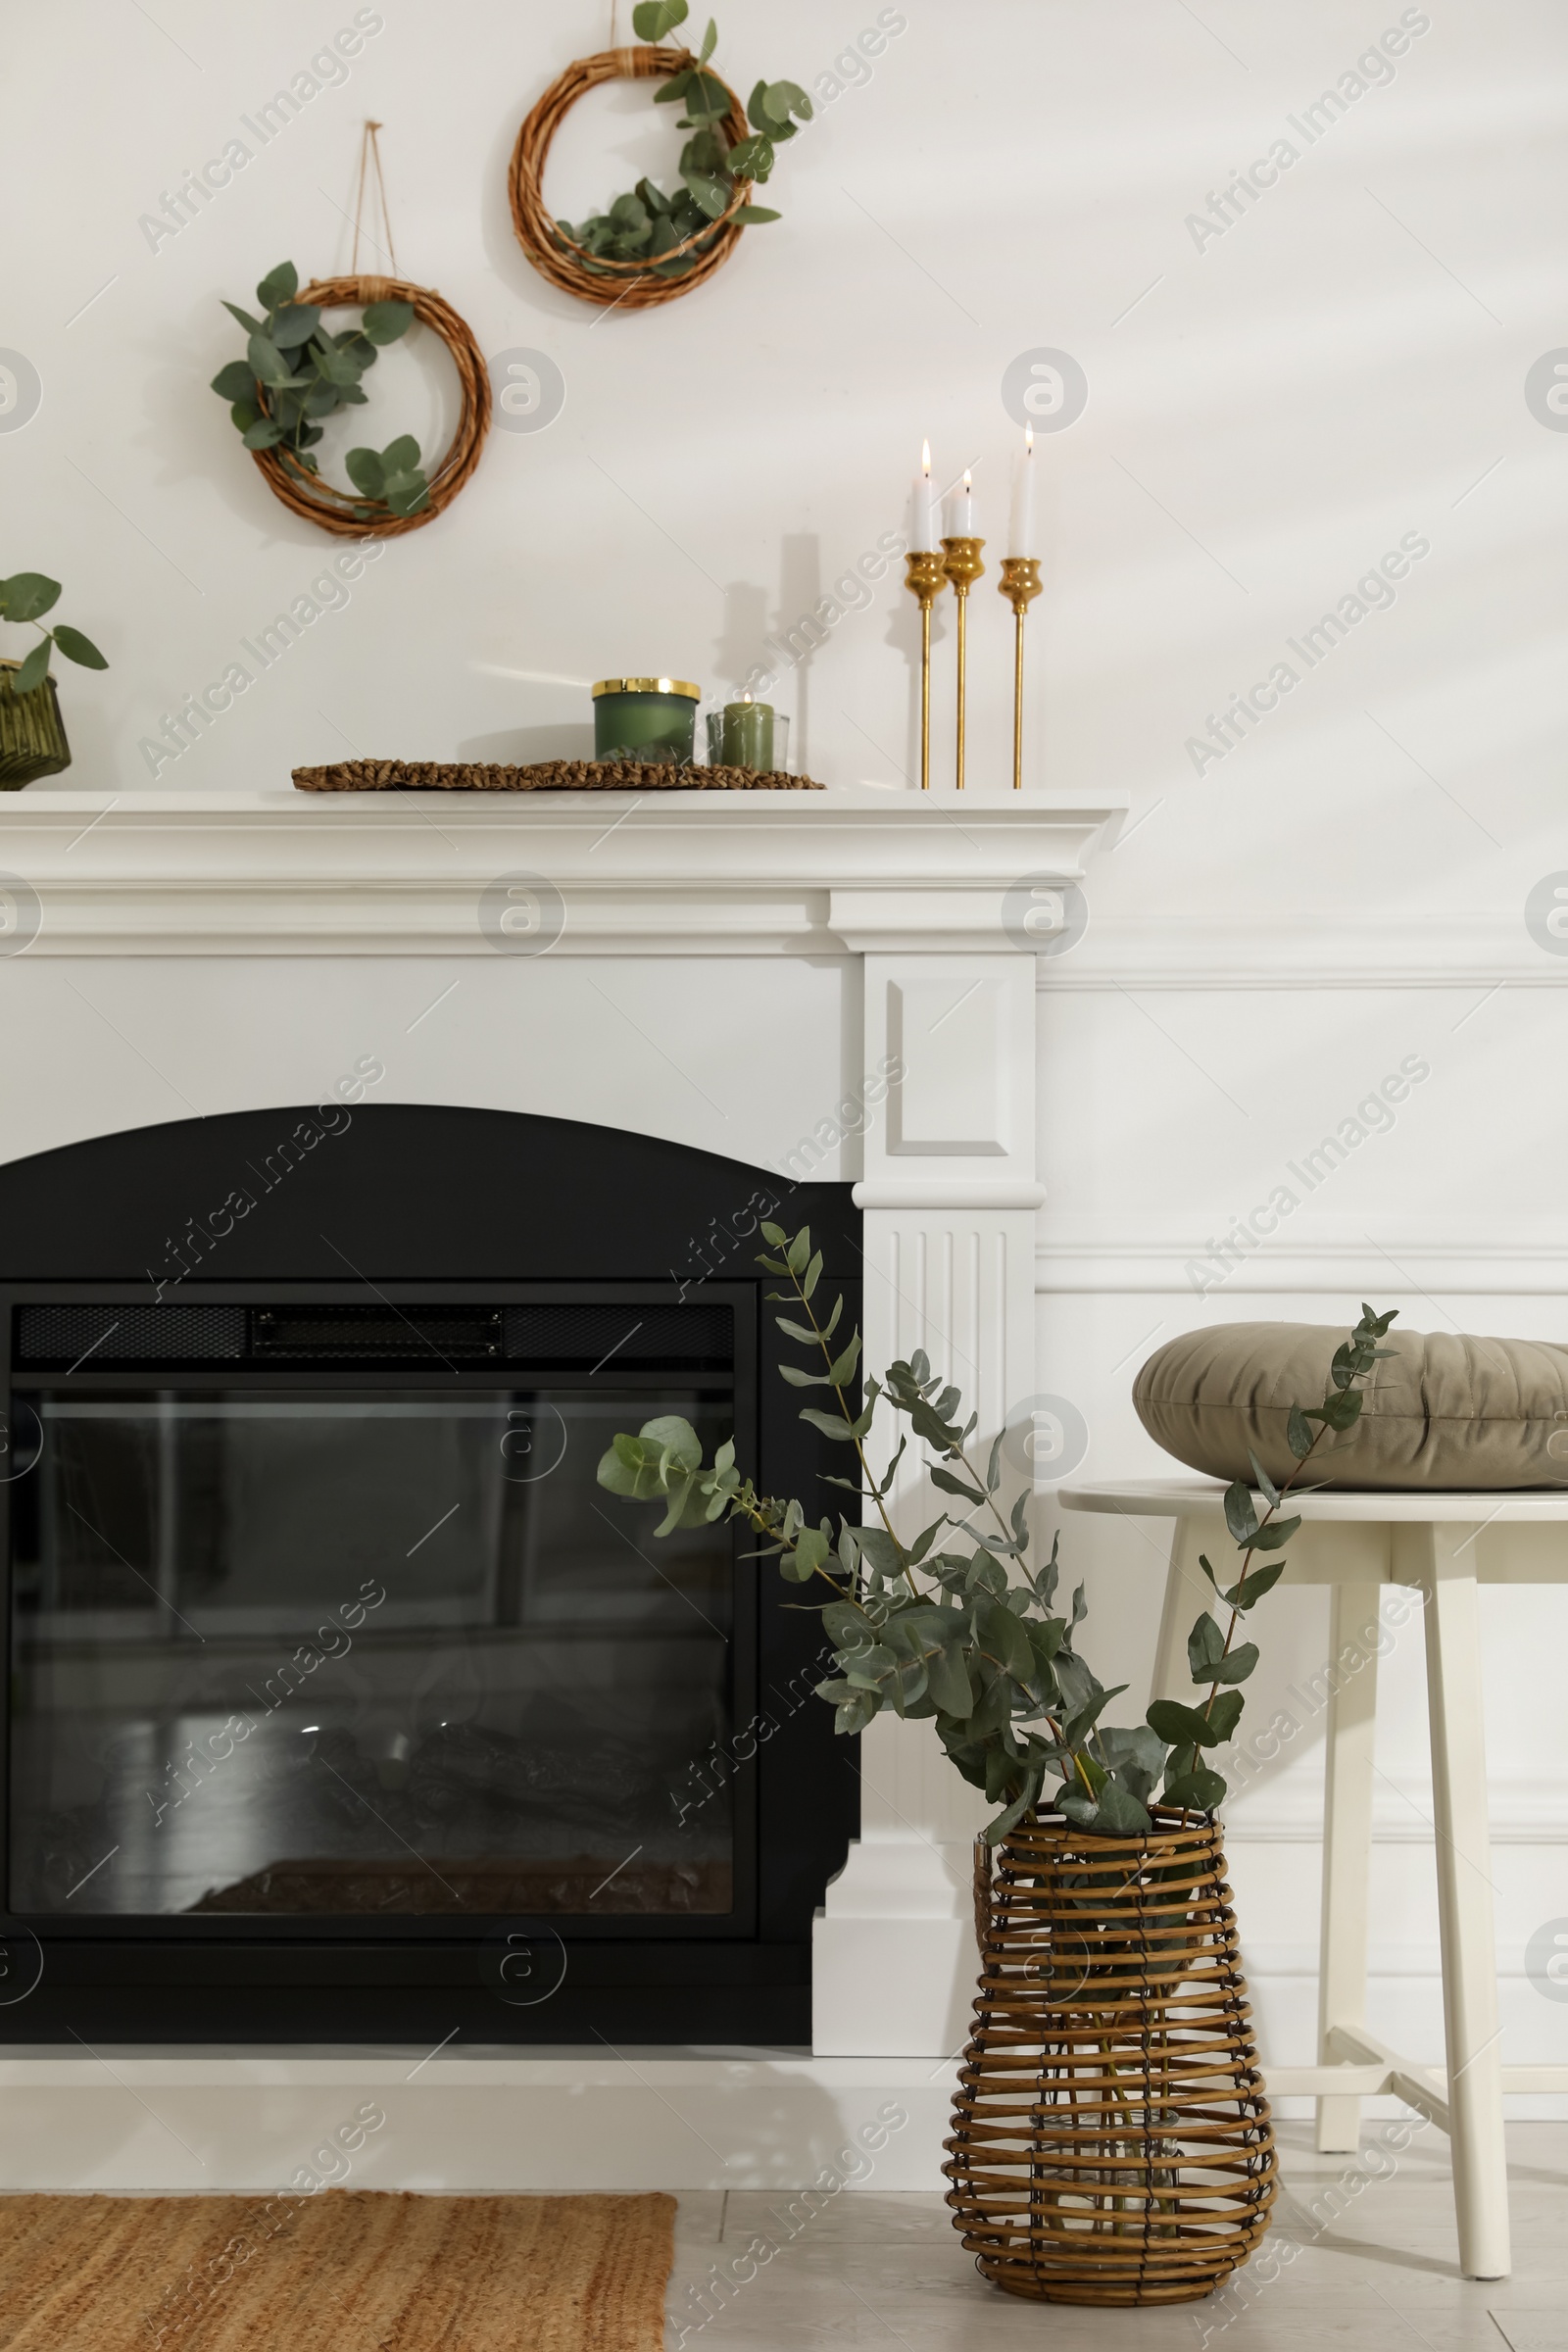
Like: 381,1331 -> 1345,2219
781,1254 -> 922,1592
0,572 -> 108,697
596,1228 -> 1396,1844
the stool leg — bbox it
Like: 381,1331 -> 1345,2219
1152,1514 -> 1208,1704
1315,1580 -> 1382,2152
1422,1525 -> 1509,2280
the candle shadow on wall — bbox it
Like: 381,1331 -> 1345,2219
714,583 -> 769,696
776,534 -> 821,776
882,580 -> 948,788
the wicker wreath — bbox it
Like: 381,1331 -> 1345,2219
509,46 -> 752,310
252,275 -> 491,539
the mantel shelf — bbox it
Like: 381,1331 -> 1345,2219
0,788 -> 1125,956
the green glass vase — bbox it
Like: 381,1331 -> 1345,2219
0,661 -> 72,789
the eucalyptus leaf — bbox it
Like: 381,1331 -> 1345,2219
1147,1697 -> 1221,1749
1187,1611 -> 1226,1682
727,135 -> 774,179
381,473 -> 429,518
1223,1482 -> 1258,1544
763,78 -> 811,123
631,0 -> 688,34
210,361 -> 258,403
270,304 -> 321,349
345,447 -> 385,497
1230,1557 -> 1287,1610
255,260 -> 299,310
0,573 -> 61,623
12,637 -> 51,694
362,300 -> 415,346
51,625 -> 108,669
1248,1450 -> 1280,1506
678,167 -> 728,220
1243,1514 -> 1301,1552
681,69 -> 732,121
1094,1778 -> 1154,1836
1162,1764 -> 1226,1812
312,341 -> 366,388
247,333 -> 304,390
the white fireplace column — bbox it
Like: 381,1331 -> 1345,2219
812,893 -> 1054,2058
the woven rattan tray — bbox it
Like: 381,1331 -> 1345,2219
292,760 -> 821,792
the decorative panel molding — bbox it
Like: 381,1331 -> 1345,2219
888,976 -> 1008,1155
1038,917 -> 1566,993
1036,1241 -> 1568,1295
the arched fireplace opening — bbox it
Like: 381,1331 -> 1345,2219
0,1105 -> 860,2045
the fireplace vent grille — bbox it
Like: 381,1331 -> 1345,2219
16,1306 -> 246,1364
15,1301 -> 733,1370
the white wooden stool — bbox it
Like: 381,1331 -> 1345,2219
1058,1477 -> 1568,2282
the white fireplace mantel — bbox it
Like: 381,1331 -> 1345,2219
0,788 -> 1118,957
0,783 -> 1125,2089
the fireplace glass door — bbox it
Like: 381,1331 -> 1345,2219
8,1380 -> 740,1924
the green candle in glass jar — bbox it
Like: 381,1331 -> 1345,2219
592,678 -> 700,765
708,695 -> 775,772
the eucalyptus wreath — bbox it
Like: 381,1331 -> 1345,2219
599,1222 -> 1397,1842
210,260 -> 430,521
559,0 -> 809,275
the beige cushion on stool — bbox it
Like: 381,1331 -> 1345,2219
1133,1322 -> 1568,1490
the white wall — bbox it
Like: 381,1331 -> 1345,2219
4,0 -> 1567,2102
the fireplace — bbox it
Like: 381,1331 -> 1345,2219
0,1104 -> 859,2044
0,783 -> 1121,2082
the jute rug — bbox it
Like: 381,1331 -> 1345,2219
0,2189 -> 674,2350
292,759 -> 821,791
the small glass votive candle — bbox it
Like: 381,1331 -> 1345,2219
592,677 -> 701,764
706,698 -> 788,773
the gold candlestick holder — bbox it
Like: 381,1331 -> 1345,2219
941,536 -> 985,790
903,549 -> 947,791
998,557 -> 1043,792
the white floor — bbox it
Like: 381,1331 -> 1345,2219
664,2125 -> 1568,2351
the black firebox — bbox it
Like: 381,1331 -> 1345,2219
0,1106 -> 859,2045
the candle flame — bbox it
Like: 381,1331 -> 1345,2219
962,468 -> 972,492
1025,425 -> 1034,456
921,437 -> 931,478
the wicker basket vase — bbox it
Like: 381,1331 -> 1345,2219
944,1808 -> 1277,2307
0,659 -> 71,789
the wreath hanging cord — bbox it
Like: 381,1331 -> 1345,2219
352,119 -> 400,276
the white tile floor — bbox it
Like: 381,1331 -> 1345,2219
665,2126 -> 1568,2350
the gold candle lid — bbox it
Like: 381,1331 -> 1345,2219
591,677 -> 701,699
